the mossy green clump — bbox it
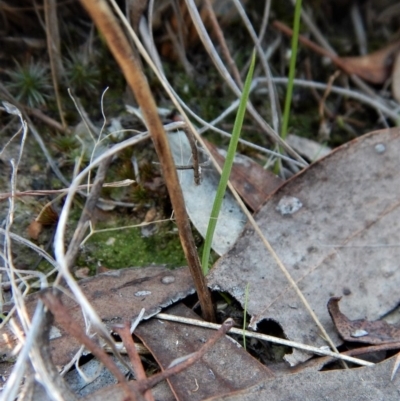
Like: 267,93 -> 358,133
6,61 -> 52,107
77,221 -> 186,271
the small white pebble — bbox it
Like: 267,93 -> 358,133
351,329 -> 369,338
161,275 -> 175,284
134,290 -> 151,297
374,143 -> 386,154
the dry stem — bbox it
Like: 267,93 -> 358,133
78,0 -> 215,322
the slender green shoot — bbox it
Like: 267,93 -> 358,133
274,0 -> 302,174
243,283 -> 250,350
201,51 -> 256,275
280,0 -> 303,141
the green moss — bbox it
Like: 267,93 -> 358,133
77,220 -> 186,271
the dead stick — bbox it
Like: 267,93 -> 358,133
202,0 -> 242,87
40,291 -> 144,401
78,0 -> 215,321
272,20 -> 354,75
114,323 -> 155,401
182,127 -> 201,185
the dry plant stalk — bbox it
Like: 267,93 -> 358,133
43,0 -> 66,127
78,0 -> 215,322
65,157 -> 112,269
113,323 -> 155,401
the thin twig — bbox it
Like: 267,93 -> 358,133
182,126 -> 201,185
155,313 -> 373,367
44,0 -> 66,128
318,70 -> 341,122
63,157 -> 112,271
113,323 -> 155,401
202,0 -> 242,86
0,179 -> 134,200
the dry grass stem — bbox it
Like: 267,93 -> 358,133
64,157 -> 112,271
232,0 -> 280,133
0,179 -> 134,200
267,77 -> 399,122
43,0 -> 66,128
78,0 -> 215,321
202,0 -> 242,86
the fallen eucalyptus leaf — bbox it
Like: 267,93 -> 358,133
328,297 -> 400,344
209,127 -> 400,365
1,266 -> 194,366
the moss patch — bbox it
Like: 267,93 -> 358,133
77,220 -> 186,271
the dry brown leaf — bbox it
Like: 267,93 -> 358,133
135,303 -> 273,401
83,381 -> 175,401
1,266 -> 194,366
340,41 -> 400,84
204,139 -> 283,211
208,127 -> 400,366
328,297 -> 400,344
204,356 -> 400,401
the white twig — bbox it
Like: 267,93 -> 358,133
1,303 -> 47,401
155,313 -> 373,367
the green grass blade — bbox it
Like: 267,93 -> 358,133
243,282 -> 250,350
281,0 -> 302,141
201,51 -> 256,275
274,0 -> 302,175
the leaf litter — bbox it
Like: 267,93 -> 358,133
208,127 -> 400,366
328,297 -> 400,345
3,2 -> 400,399
135,303 -> 273,401
1,266 -> 195,366
205,356 -> 400,401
